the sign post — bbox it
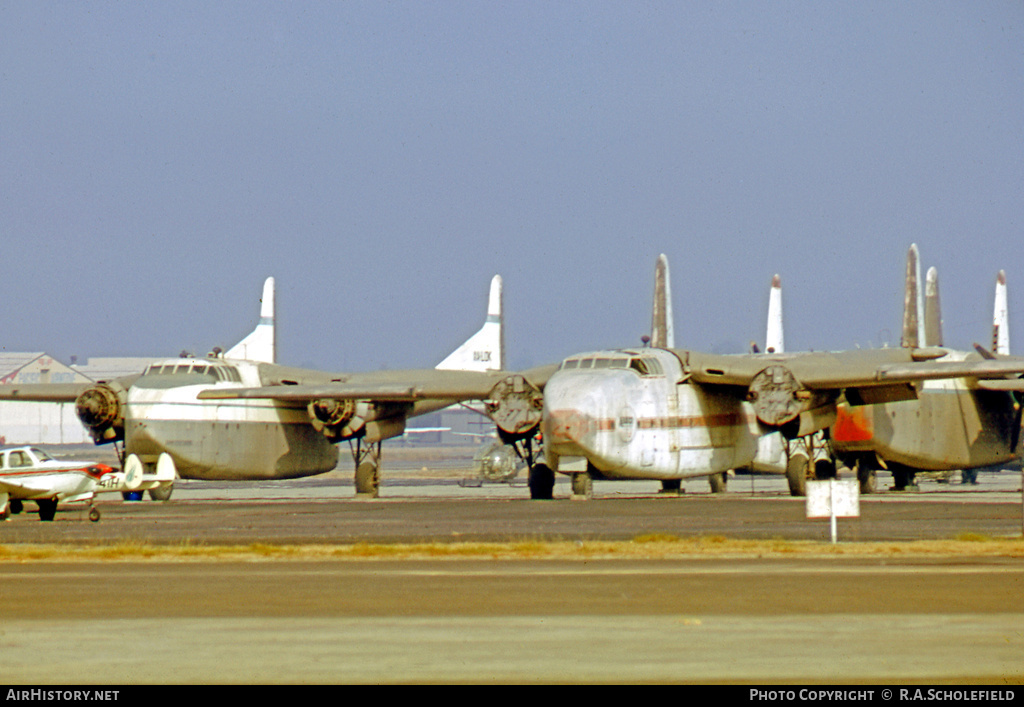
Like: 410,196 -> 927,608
806,479 -> 860,543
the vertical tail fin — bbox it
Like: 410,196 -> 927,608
924,266 -> 943,347
765,274 -> 784,354
650,254 -> 674,348
225,277 -> 277,363
901,244 -> 925,348
993,270 -> 1009,355
435,275 -> 504,371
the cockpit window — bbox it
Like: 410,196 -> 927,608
137,362 -> 238,389
30,448 -> 52,462
561,359 -> 579,370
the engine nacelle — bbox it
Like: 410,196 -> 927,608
485,374 -> 544,442
75,382 -> 129,444
747,365 -> 838,439
307,398 -> 364,442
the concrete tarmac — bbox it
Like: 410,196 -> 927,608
2,465 -> 1023,684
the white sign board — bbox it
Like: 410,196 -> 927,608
806,479 -> 860,544
806,479 -> 860,518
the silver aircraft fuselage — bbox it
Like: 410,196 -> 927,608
124,357 -> 338,480
542,348 -> 762,480
832,350 -> 1019,471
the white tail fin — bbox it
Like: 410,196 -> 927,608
650,254 -> 675,348
994,270 -> 1009,355
225,277 -> 277,364
901,244 -> 925,348
924,266 -> 943,347
435,275 -> 504,372
765,274 -> 784,354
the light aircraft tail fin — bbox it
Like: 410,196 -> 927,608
155,452 -> 177,483
225,277 -> 277,364
901,244 -> 925,349
993,270 -> 1009,355
435,275 -> 504,372
924,266 -> 943,347
650,254 -> 674,348
765,274 -> 784,354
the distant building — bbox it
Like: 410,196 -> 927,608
0,354 -> 159,445
0,353 -> 93,444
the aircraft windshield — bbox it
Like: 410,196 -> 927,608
136,362 -> 241,389
30,448 -> 53,462
560,355 -> 661,376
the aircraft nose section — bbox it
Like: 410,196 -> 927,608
545,408 -> 594,445
542,372 -> 609,456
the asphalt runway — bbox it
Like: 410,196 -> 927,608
2,466 -> 1023,684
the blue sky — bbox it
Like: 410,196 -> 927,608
2,1 -> 1022,372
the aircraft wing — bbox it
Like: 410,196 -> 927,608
197,364 -> 559,403
197,376 -> 504,402
681,348 -> 1024,432
0,383 -> 92,402
685,349 -> 1024,390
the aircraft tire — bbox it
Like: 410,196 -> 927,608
89,507 -> 101,522
856,462 -> 876,494
786,453 -> 808,497
814,458 -> 837,480
528,464 -> 555,500
37,498 -> 57,522
659,479 -> 682,495
356,461 -> 380,498
149,484 -> 173,502
570,472 -> 592,500
708,473 -> 727,493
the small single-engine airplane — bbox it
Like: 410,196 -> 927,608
829,245 -> 1024,493
0,445 -> 173,521
524,253 -> 1024,500
0,275 -> 557,497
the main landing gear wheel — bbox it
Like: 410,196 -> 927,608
349,439 -> 383,498
570,471 -> 593,500
708,473 -> 727,493
528,464 -> 555,500
37,498 -> 58,522
659,479 -> 683,496
149,485 -> 173,502
785,453 -> 808,497
88,506 -> 101,522
356,460 -> 380,497
856,459 -> 877,494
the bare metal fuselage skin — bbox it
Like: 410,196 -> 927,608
832,352 -> 1019,471
543,348 -> 762,480
124,359 -> 336,480
122,358 -> 457,480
